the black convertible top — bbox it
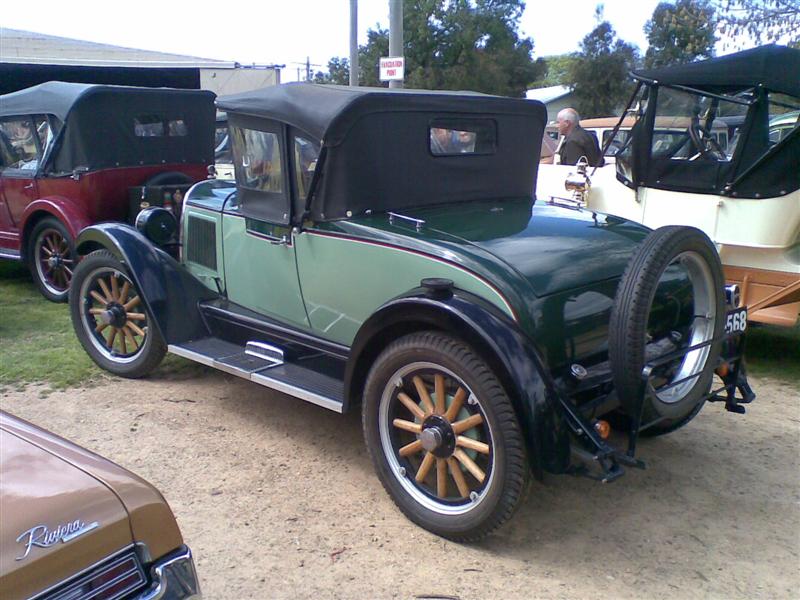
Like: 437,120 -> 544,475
0,81 -> 216,172
217,83 -> 543,145
0,81 -> 215,121
218,83 -> 546,223
632,44 -> 800,96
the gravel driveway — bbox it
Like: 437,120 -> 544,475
3,370 -> 798,599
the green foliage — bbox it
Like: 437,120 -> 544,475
644,0 -> 718,68
318,0 -> 543,96
713,0 -> 800,48
314,57 -> 351,85
529,54 -> 577,88
568,21 -> 639,118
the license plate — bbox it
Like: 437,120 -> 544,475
725,306 -> 748,335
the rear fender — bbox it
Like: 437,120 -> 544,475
346,289 -> 572,478
76,223 -> 218,344
20,197 -> 91,261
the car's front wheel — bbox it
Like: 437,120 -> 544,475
69,250 -> 166,378
362,332 -> 528,542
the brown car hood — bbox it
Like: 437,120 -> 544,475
0,412 -> 182,599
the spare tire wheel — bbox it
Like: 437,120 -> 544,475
142,171 -> 193,186
609,226 -> 725,427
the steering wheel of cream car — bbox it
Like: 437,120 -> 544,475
689,118 -> 727,161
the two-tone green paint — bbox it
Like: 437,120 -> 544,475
222,212 -> 310,329
294,230 -> 515,345
181,180 -> 666,374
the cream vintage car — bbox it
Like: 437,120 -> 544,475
537,45 -> 800,327
0,411 -> 200,600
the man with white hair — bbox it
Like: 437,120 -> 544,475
555,108 -> 604,167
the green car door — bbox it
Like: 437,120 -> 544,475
221,120 -> 310,330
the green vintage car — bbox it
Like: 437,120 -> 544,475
68,84 -> 753,541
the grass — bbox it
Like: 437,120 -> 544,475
0,260 -> 202,393
744,321 -> 800,385
0,261 -> 102,392
1,259 -> 798,391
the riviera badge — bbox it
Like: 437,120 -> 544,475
16,520 -> 99,560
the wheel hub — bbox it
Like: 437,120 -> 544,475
421,414 -> 456,458
101,303 -> 128,328
47,254 -> 62,269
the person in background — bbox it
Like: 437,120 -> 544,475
556,108 -> 604,167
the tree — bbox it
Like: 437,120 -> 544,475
713,0 -> 800,48
529,54 -> 577,88
317,0 -> 543,96
314,57 -> 350,85
568,20 -> 639,117
644,0 -> 717,68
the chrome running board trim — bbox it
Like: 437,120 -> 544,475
0,250 -> 22,260
168,344 -> 215,367
250,371 -> 343,413
167,340 -> 343,414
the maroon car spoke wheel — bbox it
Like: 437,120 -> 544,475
28,217 -> 77,302
36,229 -> 74,293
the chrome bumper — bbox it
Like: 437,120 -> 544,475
138,546 -> 201,600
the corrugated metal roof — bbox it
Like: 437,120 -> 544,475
0,27 -> 240,68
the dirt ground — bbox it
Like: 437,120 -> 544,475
2,370 -> 798,600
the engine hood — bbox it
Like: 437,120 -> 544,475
368,198 -> 651,298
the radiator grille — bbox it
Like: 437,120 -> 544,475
186,216 -> 217,270
43,549 -> 146,600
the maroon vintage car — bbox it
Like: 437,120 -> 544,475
0,82 -> 215,301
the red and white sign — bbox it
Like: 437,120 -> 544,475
379,57 -> 405,82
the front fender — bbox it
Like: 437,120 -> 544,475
76,223 -> 218,344
346,289 -> 572,478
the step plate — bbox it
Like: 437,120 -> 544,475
168,338 -> 344,413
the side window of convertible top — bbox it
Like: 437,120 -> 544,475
0,116 -> 39,170
231,126 -> 284,194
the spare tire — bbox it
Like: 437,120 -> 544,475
142,171 -> 193,186
609,226 -> 725,425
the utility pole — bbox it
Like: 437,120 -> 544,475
389,0 -> 403,88
306,56 -> 311,82
350,0 -> 359,86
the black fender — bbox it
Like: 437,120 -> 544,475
75,223 -> 219,344
345,288 -> 572,478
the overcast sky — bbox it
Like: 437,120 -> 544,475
2,1 -> 664,81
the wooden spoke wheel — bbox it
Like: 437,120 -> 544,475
363,332 -> 528,542
70,250 -> 166,378
382,365 -> 494,510
29,217 -> 76,302
81,268 -> 147,361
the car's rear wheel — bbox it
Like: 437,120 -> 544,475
363,332 -> 528,541
69,250 -> 165,378
28,217 -> 76,302
609,226 -> 725,432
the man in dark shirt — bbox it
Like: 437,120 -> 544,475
556,108 -> 604,167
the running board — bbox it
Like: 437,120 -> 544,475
168,338 -> 344,413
